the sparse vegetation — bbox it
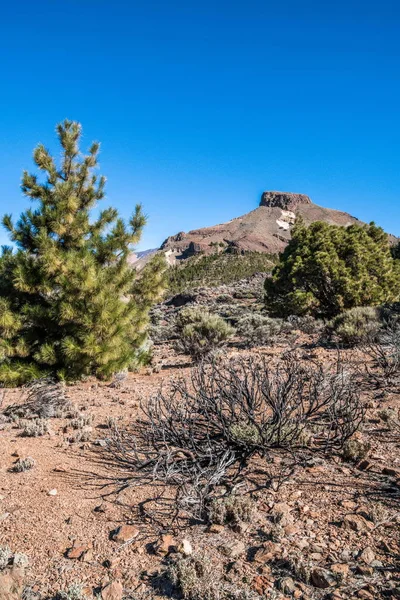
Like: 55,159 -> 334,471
365,324 -> 400,383
207,494 -> 256,525
54,584 -> 88,600
4,378 -> 68,420
168,251 -> 274,294
21,418 -> 50,437
176,307 -> 234,359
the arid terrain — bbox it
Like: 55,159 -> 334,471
1,276 -> 399,600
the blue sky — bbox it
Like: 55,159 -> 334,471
0,0 -> 399,250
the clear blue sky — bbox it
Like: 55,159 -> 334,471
0,0 -> 399,250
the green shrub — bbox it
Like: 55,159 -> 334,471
236,314 -> 281,347
342,437 -> 371,462
265,220 -> 400,318
0,120 -> 165,385
328,307 -> 381,346
176,308 -> 234,359
207,495 -> 256,525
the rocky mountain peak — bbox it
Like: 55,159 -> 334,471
260,191 -> 312,211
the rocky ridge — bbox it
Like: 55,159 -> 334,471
134,191 -> 363,267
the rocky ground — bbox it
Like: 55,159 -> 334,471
0,283 -> 400,600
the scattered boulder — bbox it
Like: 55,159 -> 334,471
111,524 -> 140,544
101,580 -> 123,600
66,543 -> 91,560
278,577 -> 296,594
359,547 -> 375,565
342,513 -> 371,532
178,539 -> 193,556
219,540 -> 246,558
155,534 -> 176,556
311,568 -> 336,589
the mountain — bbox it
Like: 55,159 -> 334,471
134,191 -> 396,270
158,191 -> 362,264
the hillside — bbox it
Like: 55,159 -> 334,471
158,191 -> 362,263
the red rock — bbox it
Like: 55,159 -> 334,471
112,524 -> 139,543
66,544 -> 91,560
311,568 -> 335,588
101,580 -> 123,600
359,546 -> 375,565
253,541 -> 279,563
357,460 -> 372,471
357,590 -> 375,599
155,534 -> 176,555
251,575 -> 274,595
342,514 -> 369,532
207,524 -> 224,533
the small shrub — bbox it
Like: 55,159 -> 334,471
105,354 -> 363,522
207,495 -> 256,525
21,418 -> 50,437
365,325 -> 400,383
54,584 -> 88,600
22,588 -> 41,600
70,414 -> 92,429
149,321 -> 176,344
4,379 -> 67,420
328,307 -> 381,346
215,293 -> 232,303
285,314 -> 323,335
378,407 -> 400,434
236,314 -> 281,347
342,437 -> 371,462
176,308 -> 234,359
12,457 -> 36,472
167,554 -> 259,600
67,427 -> 92,443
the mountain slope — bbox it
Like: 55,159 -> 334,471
159,191 -> 362,262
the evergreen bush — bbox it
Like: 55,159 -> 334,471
265,220 -> 400,318
0,120 -> 165,384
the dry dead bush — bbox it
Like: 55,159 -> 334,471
3,379 -> 69,420
104,353 -> 364,523
365,325 -> 400,384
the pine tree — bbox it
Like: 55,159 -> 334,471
0,120 -> 165,385
265,219 -> 400,318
